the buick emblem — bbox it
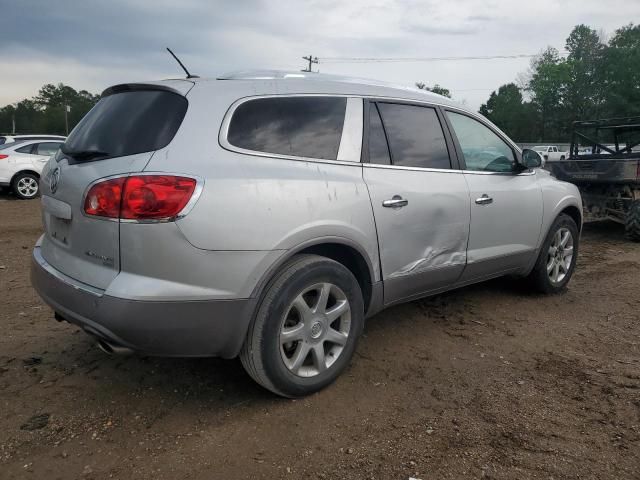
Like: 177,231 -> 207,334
50,167 -> 61,194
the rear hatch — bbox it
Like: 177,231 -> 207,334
39,82 -> 191,289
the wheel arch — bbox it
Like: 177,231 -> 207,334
251,237 -> 377,316
11,170 -> 41,184
560,204 -> 582,233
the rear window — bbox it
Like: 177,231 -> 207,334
62,89 -> 187,160
227,97 -> 347,160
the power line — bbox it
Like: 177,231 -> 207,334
319,52 -> 569,64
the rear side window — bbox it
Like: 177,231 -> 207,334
227,97 -> 347,160
35,142 -> 62,156
62,89 -> 187,160
377,103 -> 451,169
15,144 -> 35,154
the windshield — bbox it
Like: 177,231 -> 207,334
61,88 -> 188,161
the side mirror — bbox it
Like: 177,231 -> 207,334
521,149 -> 543,169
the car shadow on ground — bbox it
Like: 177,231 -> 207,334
23,218 -> 631,407
581,219 -> 627,241
39,271 -> 534,407
0,188 -> 19,201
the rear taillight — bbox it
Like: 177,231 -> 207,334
0,154 -> 8,160
121,175 -> 197,220
84,175 -> 197,221
84,177 -> 126,218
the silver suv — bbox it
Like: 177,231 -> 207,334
31,71 -> 582,397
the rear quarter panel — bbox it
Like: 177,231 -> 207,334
145,82 -> 381,282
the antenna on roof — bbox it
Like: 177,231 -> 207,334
166,47 -> 199,79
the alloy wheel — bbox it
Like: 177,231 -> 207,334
279,282 -> 351,378
547,227 -> 574,284
17,177 -> 39,198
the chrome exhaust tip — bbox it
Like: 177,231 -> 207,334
97,339 -> 134,356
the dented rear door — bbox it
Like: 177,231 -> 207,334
363,101 -> 470,305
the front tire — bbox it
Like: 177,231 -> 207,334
240,254 -> 364,397
526,214 -> 579,294
625,200 -> 640,242
12,173 -> 40,199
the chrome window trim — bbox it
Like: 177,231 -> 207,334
362,164 -> 534,176
362,163 -> 463,174
461,169 -> 536,176
81,172 -> 205,224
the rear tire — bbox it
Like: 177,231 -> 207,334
625,200 -> 640,242
526,214 -> 579,294
240,254 -> 364,397
12,173 -> 40,199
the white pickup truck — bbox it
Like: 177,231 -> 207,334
533,145 -> 568,162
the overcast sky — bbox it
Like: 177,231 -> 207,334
1,0 -> 638,110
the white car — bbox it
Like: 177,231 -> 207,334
533,145 -> 568,162
0,134 -> 66,146
0,140 -> 65,199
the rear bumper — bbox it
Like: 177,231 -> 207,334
31,247 -> 256,358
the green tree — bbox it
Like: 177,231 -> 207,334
0,83 -> 99,135
527,47 -> 569,141
480,23 -> 640,142
415,82 -> 452,98
564,24 -> 607,121
479,83 -> 538,141
602,24 -> 640,117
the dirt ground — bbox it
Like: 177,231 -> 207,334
1,192 -> 639,480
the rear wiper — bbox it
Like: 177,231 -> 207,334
61,146 -> 110,160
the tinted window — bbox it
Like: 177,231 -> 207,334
62,89 -> 187,161
368,104 -> 391,165
227,97 -> 346,160
35,142 -> 62,156
0,138 -> 6,145
377,103 -> 450,169
446,111 -> 515,172
15,144 -> 34,154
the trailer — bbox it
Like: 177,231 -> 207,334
547,117 -> 640,241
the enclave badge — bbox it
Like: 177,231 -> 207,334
50,167 -> 61,194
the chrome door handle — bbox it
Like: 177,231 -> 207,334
382,195 -> 408,208
475,194 -> 493,205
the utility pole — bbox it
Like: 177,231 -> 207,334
10,103 -> 16,134
64,105 -> 70,135
301,55 -> 318,72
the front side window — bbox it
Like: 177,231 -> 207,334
227,97 -> 347,160
376,103 -> 451,169
446,111 -> 515,173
